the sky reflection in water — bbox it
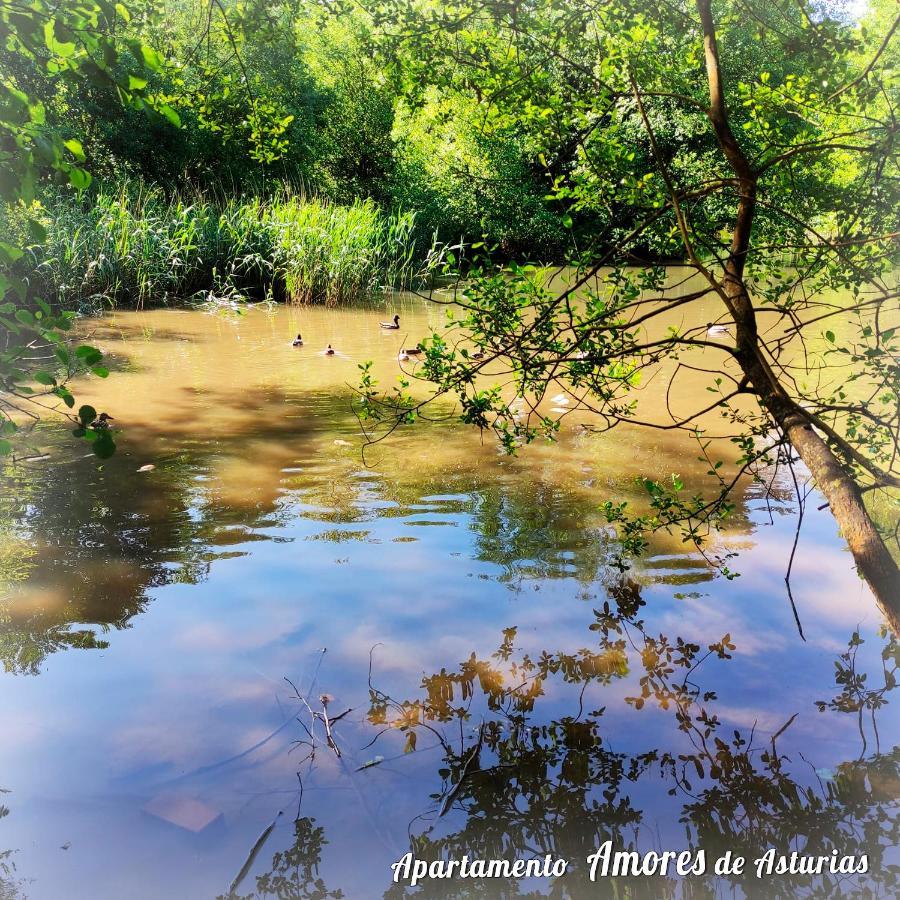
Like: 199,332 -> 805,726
0,301 -> 896,899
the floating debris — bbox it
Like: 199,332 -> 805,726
356,755 -> 385,771
143,793 -> 223,833
136,464 -> 156,473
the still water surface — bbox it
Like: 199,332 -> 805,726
0,294 -> 896,898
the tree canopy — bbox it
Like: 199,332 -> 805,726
352,0 -> 900,618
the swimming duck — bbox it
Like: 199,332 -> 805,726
398,351 -> 410,362
90,412 -> 114,430
292,333 -> 303,346
380,314 -> 400,329
706,323 -> 730,336
471,350 -> 485,360
325,344 -> 336,356
402,347 -> 422,356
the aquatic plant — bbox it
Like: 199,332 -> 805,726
23,185 -> 440,309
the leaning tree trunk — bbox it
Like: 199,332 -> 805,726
730,274 -> 900,630
695,0 -> 900,630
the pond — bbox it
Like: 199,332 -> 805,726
0,291 -> 896,899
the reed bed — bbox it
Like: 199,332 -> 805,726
26,185 -> 438,308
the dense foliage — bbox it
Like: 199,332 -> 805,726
8,187 -> 438,308
351,0 -> 900,615
0,0 -> 897,612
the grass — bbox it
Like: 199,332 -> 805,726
20,184 -> 442,309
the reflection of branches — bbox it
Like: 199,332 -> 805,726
360,581 -> 899,898
219,814 -> 345,900
815,629 -> 899,759
286,677 -> 353,763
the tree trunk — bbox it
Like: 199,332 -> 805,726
695,0 -> 900,629
727,276 -> 900,630
780,410 -> 900,632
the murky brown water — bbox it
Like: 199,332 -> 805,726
0,286 -> 896,899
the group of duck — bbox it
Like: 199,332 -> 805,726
289,314 -> 730,361
289,314 -> 485,362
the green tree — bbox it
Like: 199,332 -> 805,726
357,0 -> 900,622
0,0 -> 182,456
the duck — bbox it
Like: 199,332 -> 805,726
324,344 -> 336,356
550,393 -> 570,406
402,347 -> 422,356
90,412 -> 114,430
706,323 -> 730,336
398,351 -> 410,362
380,314 -> 400,329
471,350 -> 485,360
292,333 -> 303,346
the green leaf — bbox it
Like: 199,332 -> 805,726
54,387 -> 75,408
158,104 -> 181,127
43,20 -> 76,58
0,242 -> 25,265
78,405 -> 97,425
63,139 -> 85,162
140,44 -> 164,71
75,345 -> 103,365
0,439 -> 11,456
825,330 -> 835,343
33,370 -> 57,386
28,219 -> 47,242
67,167 -> 92,190
91,366 -> 109,378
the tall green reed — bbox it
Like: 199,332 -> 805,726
27,184 -> 439,309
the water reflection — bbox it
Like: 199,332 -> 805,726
0,303 -> 894,899
222,816 -> 344,900
233,587 -> 898,898
0,388 -> 781,676
0,794 -> 25,900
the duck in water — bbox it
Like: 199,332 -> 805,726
324,344 -> 336,356
90,412 -> 114,430
380,314 -> 400,329
292,333 -> 303,346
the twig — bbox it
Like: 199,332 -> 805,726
227,810 -> 283,896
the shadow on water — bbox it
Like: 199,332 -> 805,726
226,581 -> 899,899
0,376 -> 782,675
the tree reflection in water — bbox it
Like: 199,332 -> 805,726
0,796 -> 25,900
235,580 -> 898,899
225,816 -> 345,900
